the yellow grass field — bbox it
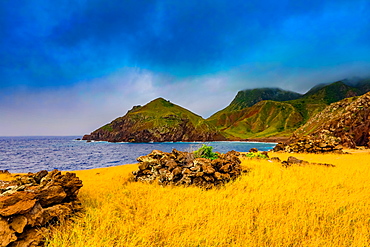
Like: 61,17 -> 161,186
44,151 -> 370,247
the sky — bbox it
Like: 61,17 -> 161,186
1,0 -> 370,136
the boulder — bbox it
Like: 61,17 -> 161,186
0,170 -> 83,247
278,156 -> 335,167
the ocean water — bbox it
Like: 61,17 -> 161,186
0,136 -> 277,173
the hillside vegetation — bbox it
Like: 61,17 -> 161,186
46,151 -> 370,246
209,100 -> 303,139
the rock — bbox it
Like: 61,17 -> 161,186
270,157 -> 281,162
25,202 -> 44,227
37,185 -> 67,207
0,192 -> 36,217
132,149 -> 243,188
219,163 -> 232,173
0,170 -> 10,175
10,215 -> 27,234
249,148 -> 258,153
0,217 -> 17,246
166,160 -> 178,170
172,167 -> 182,176
261,151 -> 269,158
287,156 -> 309,165
33,170 -> 48,184
138,162 -> 150,171
203,165 -> 215,175
279,156 -> 334,168
0,170 -> 83,246
9,227 -> 49,247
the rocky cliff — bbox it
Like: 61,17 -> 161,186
83,98 -> 226,142
296,92 -> 370,148
276,91 -> 370,151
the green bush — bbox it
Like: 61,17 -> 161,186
193,144 -> 219,160
245,152 -> 268,159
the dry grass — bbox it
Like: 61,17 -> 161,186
45,151 -> 370,247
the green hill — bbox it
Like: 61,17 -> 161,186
208,88 -> 302,127
287,80 -> 365,122
346,78 -> 370,94
208,79 -> 370,139
224,88 -> 302,111
302,80 -> 360,104
83,98 -> 225,142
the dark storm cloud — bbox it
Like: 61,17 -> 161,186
48,0 -> 339,75
2,0 -> 370,89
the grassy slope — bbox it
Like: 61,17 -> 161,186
208,88 -> 302,123
46,151 -> 370,246
217,101 -> 304,139
208,81 -> 363,139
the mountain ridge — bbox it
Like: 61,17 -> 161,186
83,78 -> 370,142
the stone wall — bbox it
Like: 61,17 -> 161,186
132,149 -> 245,189
0,170 -> 83,247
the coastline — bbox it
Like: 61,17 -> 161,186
245,136 -> 289,143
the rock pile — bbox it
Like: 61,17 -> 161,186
132,149 -> 243,189
0,170 -> 83,247
269,156 -> 335,167
273,136 -> 343,153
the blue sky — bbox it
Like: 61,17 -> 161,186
1,0 -> 370,136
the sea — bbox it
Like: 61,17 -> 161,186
0,136 -> 277,173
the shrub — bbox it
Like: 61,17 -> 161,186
193,144 -> 219,160
245,152 -> 268,159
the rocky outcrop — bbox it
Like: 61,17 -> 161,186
314,92 -> 370,148
132,149 -> 244,189
273,135 -> 343,153
83,98 -> 226,142
291,91 -> 370,149
0,170 -> 83,247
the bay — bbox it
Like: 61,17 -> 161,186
0,136 -> 276,173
